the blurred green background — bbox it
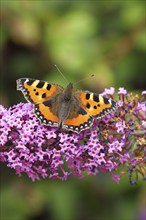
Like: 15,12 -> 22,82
0,1 -> 145,220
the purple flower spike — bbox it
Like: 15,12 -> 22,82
0,88 -> 145,184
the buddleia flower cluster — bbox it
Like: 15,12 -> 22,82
0,88 -> 145,183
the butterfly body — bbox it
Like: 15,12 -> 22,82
48,83 -> 76,125
17,78 -> 117,133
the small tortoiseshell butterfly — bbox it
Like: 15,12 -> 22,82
17,78 -> 117,133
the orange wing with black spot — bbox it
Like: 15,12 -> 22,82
62,90 -> 116,133
17,78 -> 63,127
17,78 -> 63,104
76,90 -> 116,118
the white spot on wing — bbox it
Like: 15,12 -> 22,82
109,99 -> 112,104
25,79 -> 29,83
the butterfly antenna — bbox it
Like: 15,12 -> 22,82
73,74 -> 95,85
54,64 -> 69,84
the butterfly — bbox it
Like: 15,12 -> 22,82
16,78 -> 117,133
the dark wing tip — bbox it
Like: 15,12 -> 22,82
16,78 -> 27,90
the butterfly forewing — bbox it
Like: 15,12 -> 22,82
17,78 -> 63,104
76,91 -> 116,118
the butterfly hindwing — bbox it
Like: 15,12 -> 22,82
17,78 -> 63,104
76,91 -> 116,118
63,106 -> 93,133
34,101 -> 60,127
